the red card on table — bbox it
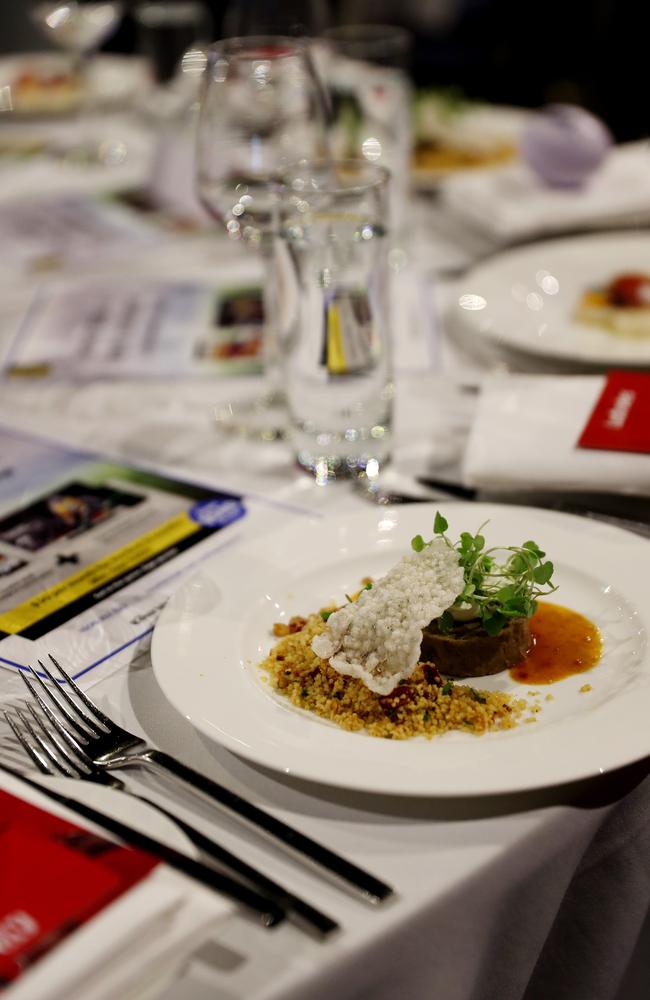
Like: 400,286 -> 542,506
577,371 -> 650,454
0,788 -> 159,988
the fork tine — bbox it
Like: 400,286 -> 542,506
25,702 -> 88,777
49,653 -> 114,731
26,663 -> 100,739
36,658 -> 103,735
15,706 -> 77,778
5,710 -> 57,776
21,670 -> 90,755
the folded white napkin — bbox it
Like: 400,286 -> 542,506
3,773 -> 231,1000
462,375 -> 650,494
440,142 -> 650,242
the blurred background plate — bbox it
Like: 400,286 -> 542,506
447,231 -> 650,370
0,51 -> 150,117
412,95 -> 529,190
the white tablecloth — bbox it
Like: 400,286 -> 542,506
1,96 -> 650,1000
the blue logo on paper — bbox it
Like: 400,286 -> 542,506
189,497 -> 246,529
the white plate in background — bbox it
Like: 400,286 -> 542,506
447,232 -> 650,369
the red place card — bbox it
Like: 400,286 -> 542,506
577,371 -> 650,454
0,788 -> 159,988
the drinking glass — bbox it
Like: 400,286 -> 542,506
30,2 -> 123,78
196,37 -> 329,438
323,24 -> 412,230
29,1 -> 123,157
134,1 -> 212,84
281,160 -> 393,483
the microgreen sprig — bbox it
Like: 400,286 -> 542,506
412,513 -> 557,636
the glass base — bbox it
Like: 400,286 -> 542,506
214,389 -> 287,440
295,448 -> 390,486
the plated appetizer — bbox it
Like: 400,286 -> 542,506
412,89 -> 518,178
260,514 -> 601,740
574,273 -> 650,338
10,68 -> 82,115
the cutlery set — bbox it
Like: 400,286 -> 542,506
1,655 -> 394,940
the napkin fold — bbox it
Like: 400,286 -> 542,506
440,142 -> 650,242
462,375 -> 650,494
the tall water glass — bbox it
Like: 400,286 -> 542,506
323,25 -> 412,231
282,160 -> 393,484
196,37 -> 328,438
134,1 -> 211,84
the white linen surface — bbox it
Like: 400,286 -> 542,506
462,375 -> 650,494
440,142 -> 650,241
2,773 -> 230,1000
0,115 -> 152,204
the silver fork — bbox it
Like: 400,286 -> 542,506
4,700 -> 338,939
19,655 -> 393,904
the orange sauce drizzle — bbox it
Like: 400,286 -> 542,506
509,602 -> 602,685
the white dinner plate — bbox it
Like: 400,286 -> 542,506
151,503 -> 650,797
448,232 -> 650,369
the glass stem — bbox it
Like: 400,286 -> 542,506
260,236 -> 284,403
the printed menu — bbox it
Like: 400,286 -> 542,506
4,278 -> 264,380
0,425 -> 247,683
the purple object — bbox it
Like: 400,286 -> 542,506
521,104 -> 613,188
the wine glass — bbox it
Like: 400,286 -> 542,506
30,2 -> 123,71
29,1 -> 123,153
196,36 -> 329,438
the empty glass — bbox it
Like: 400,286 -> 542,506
323,24 -> 413,230
134,1 -> 212,84
28,2 -> 124,156
281,160 -> 393,484
31,1 -> 123,60
195,37 -> 329,438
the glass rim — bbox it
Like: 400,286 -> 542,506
282,158 -> 390,197
206,35 -> 308,60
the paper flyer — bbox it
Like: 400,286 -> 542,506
0,425 -> 254,684
3,278 -> 264,380
0,194 -> 159,274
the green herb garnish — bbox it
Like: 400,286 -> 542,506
320,609 -> 332,622
441,681 -> 453,696
412,513 -> 558,636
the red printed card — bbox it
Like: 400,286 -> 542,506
0,788 -> 159,988
577,371 -> 650,454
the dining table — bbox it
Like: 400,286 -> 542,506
1,78 -> 650,1000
